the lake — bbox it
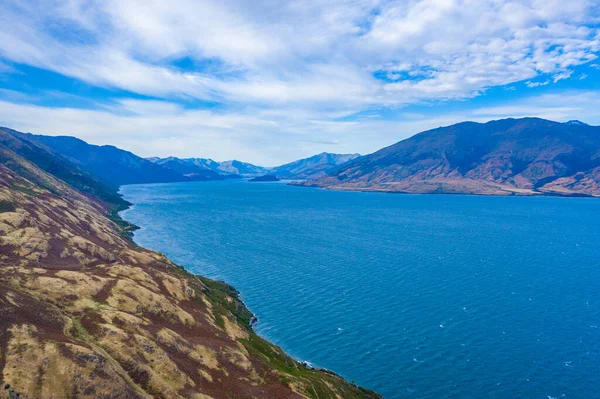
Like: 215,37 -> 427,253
120,180 -> 600,399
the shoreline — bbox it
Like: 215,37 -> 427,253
116,188 -> 376,396
288,181 -> 599,198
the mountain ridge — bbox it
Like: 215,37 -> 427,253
15,132 -> 187,185
150,156 -> 227,181
10,131 -> 231,186
148,152 -> 361,179
2,129 -> 361,183
294,118 -> 600,197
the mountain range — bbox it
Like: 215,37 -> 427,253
6,129 -> 360,184
5,118 -> 600,198
0,126 -> 380,398
296,118 -> 600,197
16,132 -> 189,185
148,152 -> 361,179
1,116 -> 599,397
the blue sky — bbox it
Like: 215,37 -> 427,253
0,0 -> 599,165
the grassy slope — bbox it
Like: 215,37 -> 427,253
0,130 -> 381,399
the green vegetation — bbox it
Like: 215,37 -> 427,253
107,207 -> 139,241
170,263 -> 255,329
70,317 -> 90,339
172,265 -> 381,398
2,384 -> 21,399
0,200 -> 15,213
241,332 -> 377,399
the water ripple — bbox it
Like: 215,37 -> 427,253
121,181 -> 600,399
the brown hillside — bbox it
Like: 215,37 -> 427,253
0,130 -> 380,398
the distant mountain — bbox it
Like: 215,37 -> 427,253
217,160 -> 270,176
16,133 -> 187,185
296,118 -> 600,197
564,120 -> 589,126
149,152 -> 362,179
249,174 -> 280,182
273,152 -> 361,179
147,157 -> 262,177
187,157 -> 221,171
151,156 -> 225,180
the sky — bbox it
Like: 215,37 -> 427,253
0,0 -> 599,166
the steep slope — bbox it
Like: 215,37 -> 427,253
16,132 -> 187,185
0,131 -> 380,398
273,153 -> 361,179
0,128 -> 130,214
298,118 -> 600,196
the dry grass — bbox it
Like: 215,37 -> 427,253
0,151 -> 381,399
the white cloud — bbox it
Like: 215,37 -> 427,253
364,1 -> 599,101
0,0 -> 598,110
0,1 -> 599,163
553,70 -> 574,82
1,91 -> 599,165
526,81 -> 550,88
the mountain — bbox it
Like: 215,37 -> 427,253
149,153 -> 362,179
147,157 -> 265,177
0,128 -> 380,398
152,157 -> 226,180
0,127 -> 130,213
148,157 -> 222,172
296,118 -> 600,197
216,160 -> 270,176
15,132 -> 190,185
273,152 -> 361,179
185,157 -> 222,171
564,120 -> 589,126
249,174 -> 280,182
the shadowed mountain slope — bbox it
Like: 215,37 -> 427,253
297,118 -> 600,196
0,127 -> 130,213
0,129 -> 380,398
14,132 -> 190,185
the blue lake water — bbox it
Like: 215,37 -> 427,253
120,180 -> 600,399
